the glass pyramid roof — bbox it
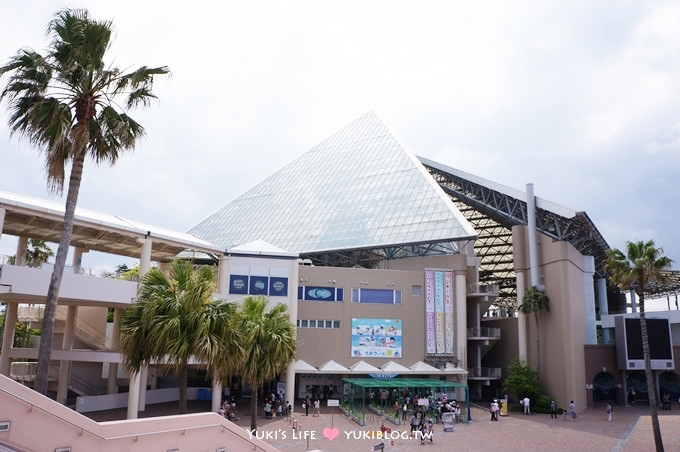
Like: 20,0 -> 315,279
188,111 -> 476,254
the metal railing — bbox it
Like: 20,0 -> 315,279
469,367 -> 502,379
467,326 -> 501,339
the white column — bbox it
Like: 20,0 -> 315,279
108,308 -> 121,394
583,256 -> 597,345
72,247 -> 87,274
597,278 -> 610,344
15,236 -> 28,266
516,271 -> 528,361
138,366 -> 148,411
525,183 -> 541,290
127,371 -> 141,419
138,238 -> 152,277
0,303 -> 18,376
630,291 -> 637,313
212,380 -> 222,412
137,238 -> 153,412
57,305 -> 77,404
0,207 -> 5,241
217,255 -> 230,299
455,271 -> 467,369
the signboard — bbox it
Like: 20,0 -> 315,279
351,318 -> 402,358
425,269 -> 455,355
327,399 -> 339,407
425,271 -> 436,353
442,412 -> 455,432
417,398 -> 429,406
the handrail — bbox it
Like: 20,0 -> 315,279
0,384 -> 227,442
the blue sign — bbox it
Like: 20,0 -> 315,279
229,275 -> 248,294
250,276 -> 269,295
269,277 -> 288,297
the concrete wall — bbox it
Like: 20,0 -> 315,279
513,225 -> 589,412
297,266 -> 426,367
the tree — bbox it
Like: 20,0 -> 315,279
605,240 -> 672,452
231,296 -> 296,432
0,9 -> 169,394
503,358 -> 541,407
119,260 -> 237,414
519,286 -> 550,381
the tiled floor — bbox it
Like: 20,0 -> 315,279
85,400 -> 680,452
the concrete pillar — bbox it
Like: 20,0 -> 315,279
57,305 -> 77,404
630,291 -> 637,313
0,303 -> 18,376
583,256 -> 597,345
455,271 -> 467,368
108,308 -> 121,394
138,366 -> 148,411
15,236 -> 28,266
0,207 -> 5,241
212,380 -> 223,412
516,271 -> 527,361
72,247 -> 87,274
136,237 -> 153,412
597,278 -> 610,344
138,238 -> 152,278
217,255 -> 229,299
525,184 -> 541,290
127,371 -> 141,419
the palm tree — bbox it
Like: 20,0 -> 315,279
0,9 -> 169,395
605,240 -> 672,452
519,286 -> 550,381
119,260 -> 237,414
232,296 -> 296,432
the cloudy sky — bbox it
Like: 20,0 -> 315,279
1,1 -> 679,296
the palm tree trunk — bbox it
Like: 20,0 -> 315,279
250,385 -> 259,432
179,363 -> 188,414
639,295 -> 664,452
35,149 -> 86,395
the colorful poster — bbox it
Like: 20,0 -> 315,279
351,318 -> 402,359
444,271 -> 454,354
435,271 -> 445,353
425,271 -> 436,353
425,269 -> 455,355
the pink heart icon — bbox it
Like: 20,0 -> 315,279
322,427 -> 340,441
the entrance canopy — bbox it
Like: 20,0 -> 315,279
341,377 -> 470,426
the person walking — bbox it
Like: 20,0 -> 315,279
314,398 -> 320,417
606,403 -> 612,422
550,400 -> 557,419
569,400 -> 576,420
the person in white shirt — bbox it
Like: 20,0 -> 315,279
523,397 -> 531,415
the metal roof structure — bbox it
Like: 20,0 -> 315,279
418,157 -> 680,304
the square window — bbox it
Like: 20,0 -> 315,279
325,320 -> 333,328
412,285 -> 422,296
309,320 -> 316,328
301,320 -> 308,328
333,321 -> 340,328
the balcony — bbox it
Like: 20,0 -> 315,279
467,326 -> 501,340
468,367 -> 502,380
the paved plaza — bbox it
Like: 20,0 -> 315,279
87,401 -> 680,452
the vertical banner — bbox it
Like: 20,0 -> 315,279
444,271 -> 454,354
435,271 -> 445,353
425,271 -> 436,353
